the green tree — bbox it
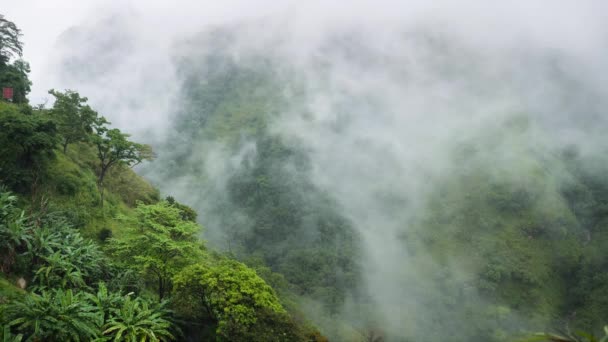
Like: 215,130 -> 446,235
92,127 -> 155,206
108,201 -> 203,300
0,15 -> 30,103
173,259 -> 298,341
48,89 -> 107,153
0,14 -> 22,65
165,196 -> 197,222
0,103 -> 58,192
0,60 -> 31,104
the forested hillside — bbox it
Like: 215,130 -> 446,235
3,7 -> 608,342
0,15 -> 323,342
141,25 -> 608,341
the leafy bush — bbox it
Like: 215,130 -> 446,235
27,223 -> 107,290
0,189 -> 30,274
2,289 -> 102,341
0,102 -> 58,193
102,296 -> 175,342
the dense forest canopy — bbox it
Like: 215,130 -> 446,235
3,2 -> 608,341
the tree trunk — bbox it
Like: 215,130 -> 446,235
99,183 -> 105,208
63,139 -> 69,153
98,166 -> 108,207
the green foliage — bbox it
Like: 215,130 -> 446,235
165,196 -> 197,222
173,259 -> 304,341
108,201 -> 204,299
85,282 -> 124,323
557,156 -> 608,335
0,190 -> 29,274
2,289 -> 102,341
0,20 -> 312,338
206,133 -> 359,309
0,15 -> 22,64
93,128 -> 155,171
40,142 -> 158,235
1,189 -> 118,290
1,284 -> 173,342
49,89 -> 107,153
0,102 -> 58,192
0,191 -> 179,340
102,296 -> 175,342
153,45 -> 608,340
0,60 -> 31,104
105,164 -> 159,207
152,52 -> 360,328
0,15 -> 30,104
1,325 -> 23,342
92,126 -> 155,206
26,219 -> 108,291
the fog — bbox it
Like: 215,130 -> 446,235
5,1 -> 608,340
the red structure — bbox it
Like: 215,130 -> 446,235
2,87 -> 13,101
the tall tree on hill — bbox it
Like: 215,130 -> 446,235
92,126 -> 155,206
0,15 -> 30,103
49,89 -> 106,153
108,201 -> 203,300
0,14 -> 22,65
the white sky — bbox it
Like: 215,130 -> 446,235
3,0 -> 607,104
2,0 -> 297,103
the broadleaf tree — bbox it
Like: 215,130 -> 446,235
108,201 -> 204,300
48,89 -> 107,153
0,14 -> 22,65
92,126 -> 155,206
173,259 -> 303,341
0,15 -> 30,103
0,59 -> 31,104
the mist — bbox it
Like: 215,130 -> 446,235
6,1 -> 608,340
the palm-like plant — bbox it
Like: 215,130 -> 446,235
86,283 -> 124,322
1,325 -> 23,342
3,289 -> 102,341
61,231 -> 104,283
27,223 -> 106,290
0,190 -> 31,274
33,251 -> 86,290
26,226 -> 62,266
103,297 -> 174,342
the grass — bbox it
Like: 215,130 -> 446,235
34,141 -> 159,240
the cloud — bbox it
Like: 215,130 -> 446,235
4,1 -> 608,339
